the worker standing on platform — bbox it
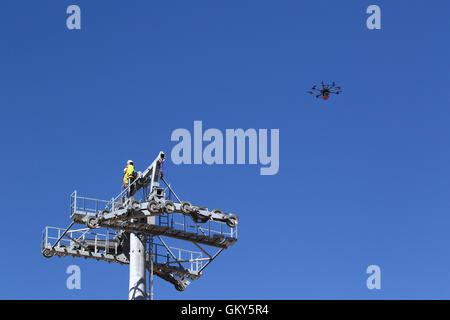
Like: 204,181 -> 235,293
123,160 -> 136,196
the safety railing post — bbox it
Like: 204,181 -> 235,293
47,227 -> 50,248
106,230 -> 109,254
45,227 -> 48,249
73,191 -> 77,217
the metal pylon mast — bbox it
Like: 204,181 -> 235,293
42,151 -> 238,299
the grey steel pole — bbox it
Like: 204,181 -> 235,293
129,230 -> 146,300
148,216 -> 155,300
149,236 -> 154,300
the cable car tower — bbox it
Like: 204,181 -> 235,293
41,152 -> 238,299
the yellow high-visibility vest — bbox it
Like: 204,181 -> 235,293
123,164 -> 135,185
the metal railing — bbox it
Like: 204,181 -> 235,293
70,191 -> 238,241
157,212 -> 238,240
42,226 -> 121,255
42,226 -> 205,274
70,191 -> 111,218
151,241 -> 204,273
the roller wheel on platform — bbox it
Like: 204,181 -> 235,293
180,201 -> 192,214
191,207 -> 209,223
225,214 -> 238,228
131,200 -> 140,212
147,200 -> 160,214
164,200 -> 175,214
100,209 -> 109,218
86,216 -> 100,229
42,249 -> 54,258
175,283 -> 186,292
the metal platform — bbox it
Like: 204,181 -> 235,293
42,226 -> 205,281
69,191 -> 238,249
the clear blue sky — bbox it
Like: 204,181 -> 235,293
0,0 -> 449,299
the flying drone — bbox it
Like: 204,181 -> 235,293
308,82 -> 342,100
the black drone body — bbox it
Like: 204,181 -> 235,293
308,82 -> 342,100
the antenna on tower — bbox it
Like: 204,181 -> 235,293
41,151 -> 239,299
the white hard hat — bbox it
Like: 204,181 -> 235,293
127,160 -> 133,164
